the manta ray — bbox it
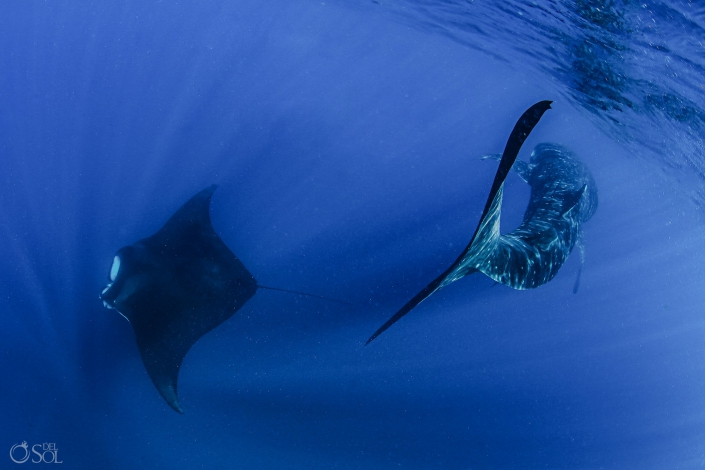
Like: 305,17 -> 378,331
100,185 -> 343,413
367,101 -> 598,344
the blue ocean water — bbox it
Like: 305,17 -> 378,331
1,0 -> 705,468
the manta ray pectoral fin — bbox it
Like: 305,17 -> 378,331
134,332 -> 189,414
366,100 -> 553,344
153,374 -> 183,414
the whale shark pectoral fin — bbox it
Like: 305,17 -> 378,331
366,100 -> 553,344
481,154 -> 531,183
564,187 -> 587,293
573,234 -> 586,294
573,262 -> 583,294
512,161 -> 532,183
561,184 -> 588,218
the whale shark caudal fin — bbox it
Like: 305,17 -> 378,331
366,100 -> 553,345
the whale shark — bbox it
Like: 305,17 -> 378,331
100,185 -> 346,412
367,101 -> 598,344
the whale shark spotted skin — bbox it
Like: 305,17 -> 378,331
367,101 -> 598,344
462,142 -> 598,291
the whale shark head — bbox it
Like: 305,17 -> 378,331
529,142 -> 574,165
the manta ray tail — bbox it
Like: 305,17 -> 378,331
257,285 -> 351,305
366,100 -> 553,345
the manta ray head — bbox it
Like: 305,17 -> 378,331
99,244 -> 153,322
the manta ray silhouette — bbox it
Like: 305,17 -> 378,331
367,100 -> 598,344
100,185 -> 342,413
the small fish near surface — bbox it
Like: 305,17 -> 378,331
367,101 -> 598,344
100,185 -> 346,413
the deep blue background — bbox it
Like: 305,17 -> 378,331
2,1 -> 705,468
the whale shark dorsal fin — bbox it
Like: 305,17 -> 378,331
560,184 -> 587,218
366,100 -> 553,345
